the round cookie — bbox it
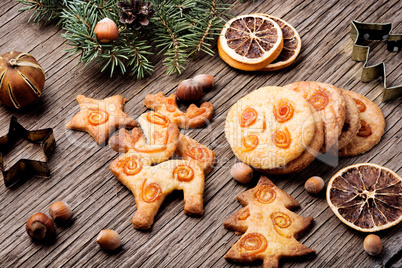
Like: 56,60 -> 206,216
225,86 -> 316,169
338,90 -> 360,149
261,103 -> 324,174
283,81 -> 346,153
339,91 -> 385,156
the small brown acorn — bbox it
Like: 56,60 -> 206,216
0,52 -> 45,109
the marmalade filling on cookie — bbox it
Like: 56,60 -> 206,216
238,208 -> 251,221
173,165 -> 194,182
273,102 -> 294,123
353,98 -> 366,113
119,156 -> 143,176
271,212 -> 292,238
87,108 -> 109,126
142,180 -> 162,203
272,127 -> 291,148
240,233 -> 268,257
357,120 -> 372,137
308,90 -> 329,111
242,134 -> 259,152
241,108 -> 258,127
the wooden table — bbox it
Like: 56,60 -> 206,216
1,0 -> 401,267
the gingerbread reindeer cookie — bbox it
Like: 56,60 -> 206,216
109,112 -> 206,229
175,134 -> 216,175
66,95 -> 136,145
224,176 -> 315,268
144,91 -> 214,129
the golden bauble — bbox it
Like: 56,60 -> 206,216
0,52 -> 45,109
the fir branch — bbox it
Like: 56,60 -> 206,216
186,0 -> 228,57
16,0 -> 63,24
150,0 -> 229,75
60,1 -> 101,65
151,0 -> 192,76
17,0 -> 230,78
119,31 -> 154,79
61,1 -> 153,78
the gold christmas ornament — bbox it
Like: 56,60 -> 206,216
0,52 -> 45,109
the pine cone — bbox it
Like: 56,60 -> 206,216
117,0 -> 154,30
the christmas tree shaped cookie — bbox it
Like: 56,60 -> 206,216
110,112 -> 210,229
224,176 -> 315,268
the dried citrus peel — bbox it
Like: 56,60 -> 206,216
146,112 -> 170,126
240,233 -> 268,258
327,163 -> 402,232
255,14 -> 302,71
357,120 -> 372,137
119,156 -> 143,176
142,180 -> 162,203
218,14 -> 284,71
240,108 -> 258,127
88,108 -> 109,126
242,134 -> 259,152
273,102 -> 294,123
173,165 -> 194,182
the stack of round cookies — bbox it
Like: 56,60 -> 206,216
218,14 -> 301,72
225,83 -> 385,174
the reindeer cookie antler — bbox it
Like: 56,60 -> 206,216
175,134 -> 216,175
224,176 -> 315,268
110,112 -> 205,229
144,92 -> 214,129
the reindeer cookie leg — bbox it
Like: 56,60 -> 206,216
132,181 -> 168,229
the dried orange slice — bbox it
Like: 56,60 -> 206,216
327,163 -> 402,232
218,14 -> 283,71
255,14 -> 301,71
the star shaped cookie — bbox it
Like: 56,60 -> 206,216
66,95 -> 136,145
109,112 -> 207,229
224,176 -> 315,268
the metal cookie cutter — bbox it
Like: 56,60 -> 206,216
350,20 -> 402,102
0,116 -> 56,187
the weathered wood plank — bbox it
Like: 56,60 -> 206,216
0,0 -> 400,267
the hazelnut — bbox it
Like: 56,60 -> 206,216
96,229 -> 121,250
304,176 -> 325,194
364,234 -> 382,256
177,79 -> 203,101
230,163 -> 253,184
26,213 -> 55,240
193,74 -> 214,90
49,201 -> 72,222
94,18 -> 119,43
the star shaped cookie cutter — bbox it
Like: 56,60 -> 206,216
350,20 -> 402,102
0,116 -> 56,187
